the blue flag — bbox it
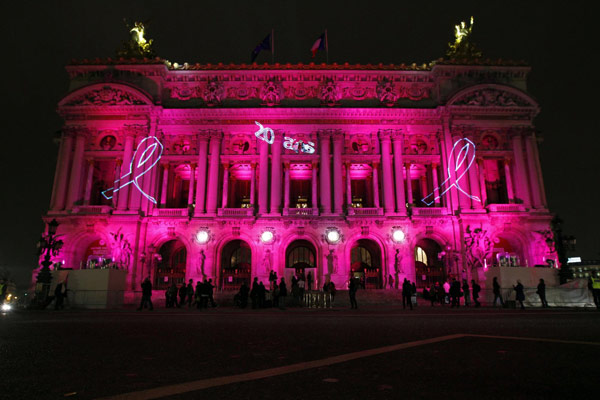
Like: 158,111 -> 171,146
251,33 -> 272,62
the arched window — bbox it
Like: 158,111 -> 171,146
415,246 -> 428,266
231,246 -> 251,268
351,246 -> 372,268
287,246 -> 315,269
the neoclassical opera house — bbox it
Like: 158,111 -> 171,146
40,56 -> 557,294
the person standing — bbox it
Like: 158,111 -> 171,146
450,279 -> 461,308
238,282 -> 249,308
429,284 -> 437,307
402,279 -> 412,310
514,280 -> 525,310
493,277 -> 504,307
590,276 -> 600,309
278,277 -> 287,309
186,279 -> 194,308
349,277 -> 358,309
137,277 -> 154,311
178,283 -> 187,308
195,281 -> 203,309
269,270 -> 277,291
307,272 -> 313,291
388,274 -> 394,290
54,282 -> 66,310
471,280 -> 481,307
207,279 -> 216,307
537,278 -> 548,308
462,279 -> 471,307
250,277 -> 259,309
443,280 -> 451,305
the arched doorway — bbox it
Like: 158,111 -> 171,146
492,236 -> 522,267
81,238 -> 112,269
221,240 -> 251,290
414,239 -> 444,289
350,239 -> 382,289
285,240 -> 317,290
154,240 -> 187,290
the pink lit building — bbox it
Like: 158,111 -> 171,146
40,59 -> 557,294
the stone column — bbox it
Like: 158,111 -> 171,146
467,146 -> 482,209
250,162 -> 257,208
319,132 -> 332,214
378,133 -> 395,214
332,134 -> 344,214
455,136 -> 471,211
66,132 -> 86,210
50,132 -> 73,211
258,136 -> 269,215
283,162 -> 290,209
420,175 -> 428,203
112,159 -> 122,208
160,164 -> 169,207
194,132 -> 210,215
504,159 -> 515,203
477,159 -> 487,207
205,131 -> 223,215
311,161 -> 318,211
221,163 -> 229,208
531,132 -> 548,207
525,134 -> 543,208
442,119 -> 459,212
392,132 -> 406,214
270,135 -> 283,214
405,163 -> 413,206
431,163 -> 440,206
188,163 -> 196,207
511,134 -> 531,206
118,132 -> 135,210
345,162 -> 353,207
372,163 -> 380,209
83,159 -> 94,205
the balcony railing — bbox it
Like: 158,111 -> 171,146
218,208 -> 255,217
284,208 -> 316,216
71,205 -> 112,215
412,207 -> 448,216
347,207 -> 383,216
488,204 -> 526,213
152,208 -> 189,217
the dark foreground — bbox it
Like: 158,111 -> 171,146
1,305 -> 599,400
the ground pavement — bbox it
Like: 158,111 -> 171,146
1,302 -> 599,399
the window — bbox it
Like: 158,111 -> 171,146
415,246 -> 428,265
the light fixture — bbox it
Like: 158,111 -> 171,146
260,230 -> 274,243
196,230 -> 210,244
392,229 -> 405,243
326,228 -> 341,244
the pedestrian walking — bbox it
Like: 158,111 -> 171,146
195,281 -> 203,309
137,277 -> 153,311
514,280 -> 525,310
186,279 -> 194,308
471,280 -> 481,307
388,274 -> 394,289
278,278 -> 287,309
272,281 -> 280,308
462,279 -> 471,307
443,281 -> 451,305
429,284 -> 436,306
207,279 -> 216,307
450,279 -> 461,308
166,282 -> 178,308
402,278 -> 412,310
258,282 -> 266,308
537,278 -> 549,308
349,277 -> 358,309
54,282 -> 66,310
178,283 -> 187,307
235,282 -> 249,308
250,277 -> 259,309
269,270 -> 277,290
493,277 -> 504,307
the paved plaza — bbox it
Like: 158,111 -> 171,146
1,305 -> 599,399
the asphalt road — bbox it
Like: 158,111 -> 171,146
1,304 -> 599,400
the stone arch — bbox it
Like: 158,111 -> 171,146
413,238 -> 445,289
146,231 -> 193,287
65,229 -> 113,270
490,228 -> 528,267
153,239 -> 187,290
279,233 -> 323,289
348,238 -> 384,289
217,238 -> 253,290
58,82 -> 154,107
447,84 -> 538,108
409,231 -> 452,283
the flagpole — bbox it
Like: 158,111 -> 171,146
271,28 -> 275,64
325,29 -> 329,64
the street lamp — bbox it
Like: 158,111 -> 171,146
35,219 -> 63,307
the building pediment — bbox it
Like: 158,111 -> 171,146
447,84 -> 536,108
59,83 -> 153,107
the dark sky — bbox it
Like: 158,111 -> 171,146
1,0 -> 598,287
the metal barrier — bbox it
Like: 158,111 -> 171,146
303,291 -> 334,308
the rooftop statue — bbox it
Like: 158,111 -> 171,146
117,21 -> 155,58
446,16 -> 482,60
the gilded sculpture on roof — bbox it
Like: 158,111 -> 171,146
446,16 -> 482,60
117,21 -> 155,58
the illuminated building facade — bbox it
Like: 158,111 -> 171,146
40,59 -> 557,293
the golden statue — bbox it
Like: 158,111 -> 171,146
446,16 -> 482,60
117,20 -> 155,58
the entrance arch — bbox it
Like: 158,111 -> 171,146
414,238 -> 444,289
492,236 -> 523,267
155,240 -> 187,290
285,240 -> 317,289
350,239 -> 382,289
221,240 -> 252,290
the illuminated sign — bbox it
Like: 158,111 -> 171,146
422,138 -> 481,206
567,257 -> 582,264
255,121 -> 316,154
102,136 -> 164,204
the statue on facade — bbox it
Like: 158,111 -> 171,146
394,249 -> 403,274
109,227 -> 132,269
260,80 -> 282,106
262,249 -> 272,274
198,250 -> 206,277
117,21 -> 155,59
202,78 -> 224,106
327,250 -> 338,274
446,16 -> 482,60
464,225 -> 494,273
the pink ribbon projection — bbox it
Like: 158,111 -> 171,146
102,136 -> 164,204
255,121 -> 316,154
421,138 -> 481,206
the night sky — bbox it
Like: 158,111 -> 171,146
1,0 -> 597,288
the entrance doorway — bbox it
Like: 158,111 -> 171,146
285,240 -> 317,290
154,240 -> 187,290
414,238 -> 444,289
221,240 -> 252,290
350,239 -> 382,289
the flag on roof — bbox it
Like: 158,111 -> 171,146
251,33 -> 272,63
311,32 -> 327,58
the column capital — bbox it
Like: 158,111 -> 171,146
116,158 -> 123,166
377,130 -> 392,142
332,134 -> 344,144
311,160 -> 319,168
284,162 -> 291,170
86,158 -> 94,165
222,162 -> 230,170
431,162 -> 438,168
503,158 -> 512,166
197,131 -> 211,142
372,162 -> 380,169
210,130 -> 223,140
318,131 -> 332,141
390,130 -> 404,142
161,162 -> 170,170
190,162 -> 197,169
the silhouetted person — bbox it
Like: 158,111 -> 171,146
166,282 -> 178,308
514,280 -> 525,309
589,276 -> 600,309
388,274 -> 394,289
429,284 -> 437,307
349,277 -> 358,309
450,279 -> 461,308
462,279 -> 471,307
54,282 -> 65,310
307,272 -> 313,291
402,279 -> 412,310
137,277 -> 153,311
493,277 -> 504,307
537,278 -> 548,308
207,279 -> 216,307
278,278 -> 287,309
186,279 -> 194,307
195,281 -> 203,309
237,282 -> 249,308
258,282 -> 266,308
178,283 -> 187,307
250,277 -> 259,309
471,280 -> 481,307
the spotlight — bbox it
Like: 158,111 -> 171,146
392,229 -> 405,243
326,228 -> 341,244
1,304 -> 11,312
196,230 -> 209,244
261,231 -> 274,243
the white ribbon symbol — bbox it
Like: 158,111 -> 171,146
254,121 -> 274,144
422,138 -> 481,206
